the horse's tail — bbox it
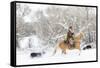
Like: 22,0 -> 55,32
52,45 -> 58,56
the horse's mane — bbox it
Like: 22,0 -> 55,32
75,32 -> 83,40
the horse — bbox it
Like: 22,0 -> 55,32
53,32 -> 83,55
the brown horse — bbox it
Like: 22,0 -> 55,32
53,32 -> 83,55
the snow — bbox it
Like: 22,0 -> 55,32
18,35 -> 42,50
17,48 -> 96,65
81,42 -> 96,49
17,35 -> 96,65
16,3 -> 97,66
19,37 -> 30,49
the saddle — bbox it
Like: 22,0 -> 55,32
64,39 -> 75,49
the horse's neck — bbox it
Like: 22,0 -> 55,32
75,33 -> 82,40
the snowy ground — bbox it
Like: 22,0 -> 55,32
16,35 -> 96,65
16,48 -> 96,65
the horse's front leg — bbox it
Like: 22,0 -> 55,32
62,49 -> 67,54
78,49 -> 81,55
64,50 -> 67,54
76,48 -> 81,55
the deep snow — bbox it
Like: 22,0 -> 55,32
17,48 -> 96,65
17,35 -> 96,65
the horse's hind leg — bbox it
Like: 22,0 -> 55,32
77,49 -> 80,55
62,50 -> 64,54
79,49 -> 81,55
64,50 -> 66,54
62,50 -> 66,54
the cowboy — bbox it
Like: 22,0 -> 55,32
65,26 -> 75,48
